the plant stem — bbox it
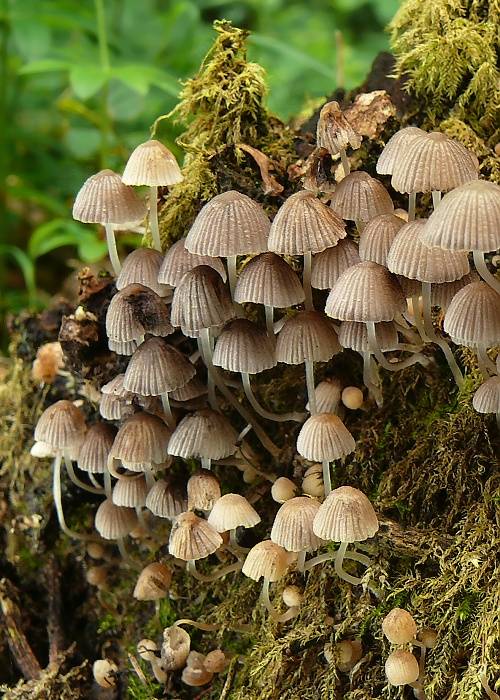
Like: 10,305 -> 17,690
473,250 -> 500,294
305,360 -> 317,414
160,392 -> 175,427
431,190 -> 442,209
149,186 -> 162,251
64,455 -> 104,494
322,459 -> 332,496
366,321 -> 428,371
265,304 -> 274,336
94,0 -> 111,169
335,541 -> 363,585
339,147 -> 350,176
186,559 -> 242,582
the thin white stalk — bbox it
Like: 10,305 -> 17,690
411,295 -> 430,343
186,558 -> 242,582
362,351 -> 383,406
408,192 -> 416,221
431,190 -> 442,209
88,473 -> 103,490
421,282 -> 463,386
105,223 -> 121,274
135,507 -> 149,532
305,360 -> 317,414
335,540 -> 363,585
265,305 -> 275,336
52,453 -> 93,541
144,466 -> 155,491
303,547 -> 371,572
103,465 -> 112,500
303,251 -> 314,310
64,455 -> 104,494
227,255 -> 238,300
197,335 -> 218,410
160,392 -> 175,427
174,618 -> 252,633
229,528 -> 249,556
322,459 -> 332,497
366,321 -> 428,371
201,456 -> 212,470
149,186 -> 162,251
261,578 -> 299,622
339,147 -> 350,176
241,372 -> 305,422
473,250 -> 500,294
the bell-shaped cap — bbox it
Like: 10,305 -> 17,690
123,337 -> 195,396
316,100 -> 362,155
308,378 -> 343,414
472,376 -> 500,414
161,626 -> 190,671
77,422 -> 117,473
330,171 -> 393,222
158,238 -> 227,287
312,485 -> 379,543
311,239 -> 360,290
146,479 -> 186,518
382,608 -> 418,645
268,190 -> 346,255
276,311 -> 341,364
213,319 -> 276,374
169,511 -> 223,561
376,127 -> 425,175
420,180 -> 500,253
101,373 -> 129,397
385,650 -> 420,686
208,493 -> 261,532
122,140 -> 183,187
110,412 -> 171,468
358,213 -> 405,267
187,470 -> 221,512
171,265 -> 235,336
185,190 -> 270,257
297,413 -> 355,462
95,499 -> 138,540
271,496 -> 322,552
112,474 -> 149,508
168,409 -> 237,460
73,169 -> 146,224
106,283 -> 173,348
444,281 -> 500,347
34,400 -> 86,451
133,561 -> 172,601
431,271 -> 479,311
116,248 -> 170,297
338,320 -> 399,353
170,375 -> 207,402
234,252 -> 305,308
325,261 -> 405,322
99,393 -> 133,421
242,540 -> 289,582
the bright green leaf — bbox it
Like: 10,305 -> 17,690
70,65 -> 108,100
19,59 -> 70,75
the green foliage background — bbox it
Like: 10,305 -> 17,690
0,0 -> 396,342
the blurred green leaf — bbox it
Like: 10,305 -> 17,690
19,59 -> 70,75
11,19 -> 51,60
65,126 -> 101,159
70,65 -> 108,99
249,32 -> 333,79
0,245 -> 37,302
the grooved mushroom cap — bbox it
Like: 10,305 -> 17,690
95,499 -> 138,540
338,320 -> 399,353
168,409 -> 237,460
123,337 -> 195,396
316,100 -> 362,154
419,180 -> 500,253
162,626 -> 190,671
170,375 -> 207,402
308,378 -> 343,414
158,238 -> 227,287
297,414 -> 355,462
268,190 -> 346,255
376,127 -> 425,175
169,511 -> 223,561
77,422 -> 117,473
99,394 -> 133,421
276,311 -> 341,364
112,475 -> 148,508
146,479 -> 186,518
73,169 -> 146,224
311,239 -> 361,290
213,319 -> 276,374
110,412 -> 171,467
116,248 -> 170,297
385,650 -> 420,686
242,540 -> 290,582
133,562 -> 172,600
185,190 -> 270,257
472,375 -> 500,414
358,213 -> 405,266
101,374 -> 129,397
390,132 -> 478,194
271,496 -> 322,552
234,252 -> 305,307
382,608 -> 418,645
330,171 -> 394,222
208,493 -> 261,532
187,470 -> 221,512
312,485 -> 379,543
443,282 -> 500,347
34,400 -> 86,451
431,271 -> 479,311
325,261 -> 405,322
122,140 -> 183,187
387,219 -> 470,283
106,283 -> 173,348
170,265 -> 235,336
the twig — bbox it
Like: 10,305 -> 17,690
0,578 -> 42,681
45,556 -> 64,665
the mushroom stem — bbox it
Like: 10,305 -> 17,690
410,295 -> 430,343
335,541 -> 364,585
260,578 -> 298,622
104,223 -> 121,275
186,559 -> 242,582
296,549 -> 306,573
103,467 -> 112,500
305,360 -> 317,414
409,679 -> 427,700
229,529 -> 249,556
135,507 -> 149,532
227,255 -> 238,300
52,453 -> 93,541
322,460 -> 332,497
472,250 -> 500,294
241,373 -> 305,423
480,674 -> 500,700
88,473 -> 103,490
339,147 -> 350,176
201,456 -> 212,470
160,393 -> 175,428
64,455 -> 105,495
303,251 -> 314,310
303,547 -> 371,571
366,321 -> 428,372
116,537 -> 138,568
408,192 -> 416,221
265,305 -> 275,336
144,467 -> 155,491
476,344 -> 496,379
431,190 -> 442,209
174,618 -> 252,633
362,351 -> 383,406
149,186 -> 162,252
197,334 -> 218,410
421,282 -> 464,386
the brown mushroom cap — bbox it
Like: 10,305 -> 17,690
330,171 -> 394,222
308,378 -> 343,414
242,540 -> 290,582
158,238 -> 227,287
187,470 -> 221,512
106,283 -> 173,348
312,485 -> 379,543
268,190 -> 346,255
133,561 -> 172,600
168,409 -> 237,460
169,374 -> 207,402
34,400 -> 86,452
94,499 -> 138,540
338,320 -> 399,353
169,511 -> 223,560
213,319 -> 276,374
112,474 -> 149,508
234,252 -> 305,308
472,375 -> 500,414
123,337 -> 195,396
311,239 -> 361,290
208,493 -> 261,532
431,271 -> 479,311
297,413 -> 355,462
316,100 -> 362,154
271,477 -> 298,504
385,650 -> 420,686
382,608 -> 418,645
122,139 -> 183,187
116,248 -> 170,297
145,478 -> 186,518
376,127 -> 425,175
276,311 -> 341,364
185,190 -> 270,257
73,169 -> 146,224
444,281 -> 500,347
271,496 -> 322,552
110,412 -> 171,468
358,213 -> 405,267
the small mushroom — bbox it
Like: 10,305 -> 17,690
92,658 -> 118,688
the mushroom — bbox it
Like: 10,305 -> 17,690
241,540 -> 291,620
302,463 -> 325,499
99,374 -> 134,421
187,470 -> 221,512
382,608 -> 418,645
161,625 -> 191,671
307,378 -> 343,414
168,409 -> 237,471
329,171 -> 394,232
203,649 -> 228,673
145,478 -> 186,519
92,658 -> 118,688
341,386 -> 364,410
473,375 -> 500,428
181,651 -> 214,687
316,100 -> 362,175
270,496 -> 322,571
112,474 -> 148,509
311,239 -> 360,292
109,412 -> 172,480
271,477 -> 298,504
133,562 -> 172,601
94,498 -> 138,542
385,649 -> 421,692
376,127 -> 425,219
116,248 -> 170,297
208,493 -> 261,551
358,213 -> 405,266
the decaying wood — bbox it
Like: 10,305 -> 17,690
0,579 -> 42,681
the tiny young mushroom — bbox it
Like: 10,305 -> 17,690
271,477 -> 298,504
133,561 -> 172,602
385,649 -> 422,695
316,100 -> 362,176
208,493 -> 261,553
382,608 -> 418,646
270,496 -> 322,572
341,386 -> 364,410
472,375 -> 500,428
99,374 -> 134,421
241,540 -> 292,620
302,463 -> 325,499
282,585 -> 303,609
181,651 -> 214,687
187,470 -> 221,512
92,658 -> 119,688
86,565 -> 108,590
161,624 -> 191,671
203,649 -> 228,673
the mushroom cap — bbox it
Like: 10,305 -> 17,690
330,171 -> 394,222
94,499 -> 138,540
106,283 -> 173,346
276,311 -> 341,364
271,477 -> 298,504
171,265 -> 235,336
116,248 -> 170,298
242,540 -> 290,582
312,485 -> 379,543
122,139 -> 183,187
472,376 -> 500,414
385,650 -> 420,686
145,479 -> 186,518
99,393 -> 133,421
338,320 -> 399,353
112,475 -> 149,508
208,493 -> 261,531
308,378 -> 343,414
169,511 -> 223,561
161,625 -> 191,671
358,213 -> 405,267
170,374 -> 207,402
387,219 -> 470,283
316,100 -> 362,154
101,374 -> 129,397
268,190 -> 346,255
168,409 -> 237,460
123,337 -> 195,396
133,561 -> 172,600
431,271 -> 479,311
382,608 -> 418,645
271,496 -> 322,552
34,400 -> 86,451
187,470 -> 221,512
73,169 -> 146,224
204,649 -> 227,673
158,238 -> 227,287
181,659 -> 213,687
390,131 -> 478,194
325,261 -> 405,322
185,190 -> 270,257
376,127 -> 425,175
311,239 -> 361,290
110,412 -> 171,467
213,318 -> 276,374
234,252 -> 305,308
297,413 -> 355,462
419,180 -> 500,253
444,281 -> 500,347
93,659 -> 118,688
341,386 -> 364,410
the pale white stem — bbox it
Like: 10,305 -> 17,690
303,547 -> 371,571
64,455 -> 104,494
103,466 -> 112,500
197,335 -> 218,410
339,147 -> 350,176
335,540 -> 363,585
305,360 -> 317,414
296,549 -> 306,573
421,282 -> 463,386
241,372 -> 305,422
186,558 -> 242,582
261,579 -> 300,622
149,186 -> 162,251
303,251 -> 314,310
105,223 -> 121,274
227,255 -> 238,300
135,507 -> 149,532
367,321 -> 428,371
431,190 -> 442,209
52,454 -> 93,541
265,305 -> 275,336
408,192 -> 416,221
160,392 -> 175,427
201,456 -> 212,470
88,473 -> 103,490
229,528 -> 249,557
362,351 -> 383,406
322,459 -> 332,497
473,250 -> 500,294
411,295 -> 430,343
476,345 -> 496,378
